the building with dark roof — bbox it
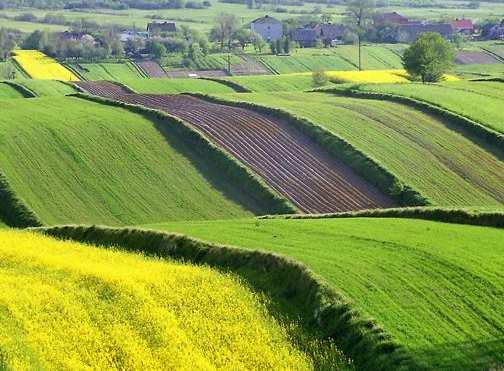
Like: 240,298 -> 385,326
317,23 -> 347,46
291,27 -> 319,47
396,23 -> 454,43
451,18 -> 474,35
374,12 -> 409,26
250,15 -> 283,42
147,21 -> 176,35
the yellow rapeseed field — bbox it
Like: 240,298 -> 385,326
294,69 -> 458,83
12,50 -> 79,81
0,230 -> 311,370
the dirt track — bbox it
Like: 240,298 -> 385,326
75,81 -> 396,213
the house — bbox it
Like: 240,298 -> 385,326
58,31 -> 95,43
451,18 -> 474,35
317,23 -> 347,46
374,12 -> 409,26
120,30 -> 149,43
147,21 -> 176,35
482,19 -> 504,40
396,23 -> 454,43
291,27 -> 318,47
250,15 -> 283,42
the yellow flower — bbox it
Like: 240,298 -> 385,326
12,50 -> 79,81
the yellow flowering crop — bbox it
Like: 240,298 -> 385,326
12,50 -> 79,81
0,230 -> 311,370
291,69 -> 458,83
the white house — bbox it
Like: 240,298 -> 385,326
250,15 -> 283,42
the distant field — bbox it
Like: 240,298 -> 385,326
162,53 -> 242,71
257,45 -> 404,74
0,82 -> 25,98
0,229 -> 310,369
350,82 -> 504,133
124,78 -> 236,94
226,74 -> 326,92
0,97 -> 263,225
17,80 -> 77,96
454,63 -> 504,78
143,217 -> 504,370
216,92 -> 504,207
71,61 -> 144,81
0,17 -> 67,32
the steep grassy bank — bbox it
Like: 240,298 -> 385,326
142,217 -> 504,370
0,229 -> 313,370
0,97 -> 272,225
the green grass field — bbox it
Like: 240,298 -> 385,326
124,78 -> 236,94
71,61 -> 144,81
0,82 -> 25,98
0,96 -> 266,225
454,63 -> 504,78
142,217 -> 504,370
16,80 -> 77,96
257,45 -> 403,74
0,229 -> 312,369
162,53 -> 243,71
226,74 -> 330,92
349,81 -> 504,134
215,92 -> 504,207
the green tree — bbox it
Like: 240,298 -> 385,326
345,0 -> 374,71
275,38 -> 282,55
233,29 -> 252,50
402,32 -> 455,83
452,33 -> 465,50
269,40 -> 276,54
0,28 -> 16,61
251,32 -> 266,53
147,40 -> 166,61
283,36 -> 290,54
209,13 -> 238,50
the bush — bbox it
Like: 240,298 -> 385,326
312,69 -> 328,86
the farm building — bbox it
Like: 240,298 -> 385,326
147,21 -> 176,35
317,23 -> 347,46
451,18 -> 474,35
396,23 -> 454,43
481,19 -> 504,40
374,12 -> 409,26
250,15 -> 283,42
291,27 -> 319,47
58,31 -> 95,43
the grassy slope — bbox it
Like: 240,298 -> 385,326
16,80 -> 77,96
0,83 -> 25,98
454,63 -> 504,78
124,78 -> 236,94
142,217 -> 504,370
226,74 -> 328,92
0,97 -> 262,225
258,45 -> 403,74
217,92 -> 504,207
351,82 -> 504,134
75,61 -> 144,81
0,229 -> 310,369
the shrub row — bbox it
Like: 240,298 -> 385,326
35,224 -> 420,370
188,93 -> 430,207
198,77 -> 253,93
73,93 -> 296,215
0,171 -> 42,227
260,206 -> 504,228
328,88 -> 504,149
3,81 -> 36,97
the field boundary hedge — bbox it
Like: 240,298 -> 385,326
35,224 -> 420,370
197,77 -> 252,93
187,93 -> 430,207
324,88 -> 504,149
3,81 -> 36,97
0,171 -> 42,227
259,206 -> 504,228
72,93 -> 296,215
130,60 -> 150,79
62,63 -> 87,81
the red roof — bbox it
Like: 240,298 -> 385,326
451,19 -> 474,30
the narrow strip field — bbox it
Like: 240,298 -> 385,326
70,61 -> 144,81
0,82 -> 25,98
142,217 -> 504,370
135,60 -> 168,78
122,78 -> 237,94
218,92 -> 504,207
77,81 -> 395,213
12,50 -> 79,81
16,80 -> 77,96
0,96 -> 265,225
0,229 -> 312,370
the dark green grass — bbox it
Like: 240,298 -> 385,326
0,82 -> 25,98
123,78 -> 236,94
350,82 -> 504,134
214,92 -> 504,208
16,80 -> 77,96
141,217 -> 504,370
0,97 -> 263,225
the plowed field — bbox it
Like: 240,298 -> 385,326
76,81 -> 395,213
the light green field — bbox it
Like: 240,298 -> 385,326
162,53 -> 242,71
0,229 -> 312,370
0,17 -> 67,32
226,74 -> 330,92
142,217 -> 504,370
454,63 -> 504,78
0,97 -> 266,225
215,92 -> 504,207
17,80 -> 77,96
71,61 -> 144,81
124,77 -> 236,94
257,45 -> 404,74
0,82 -> 25,98
350,82 -> 504,133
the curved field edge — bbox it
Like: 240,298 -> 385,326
34,224 -> 417,370
187,93 -> 429,207
323,87 -> 504,149
259,206 -> 504,228
73,93 -> 297,216
1,81 -> 35,97
0,171 -> 42,228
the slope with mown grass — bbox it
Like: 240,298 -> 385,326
71,61 -> 145,81
215,92 -> 504,208
225,74 -> 327,92
141,217 -> 504,370
123,77 -> 237,94
0,229 -> 316,370
348,82 -> 504,134
0,82 -> 26,98
16,80 -> 77,96
0,96 -> 273,225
